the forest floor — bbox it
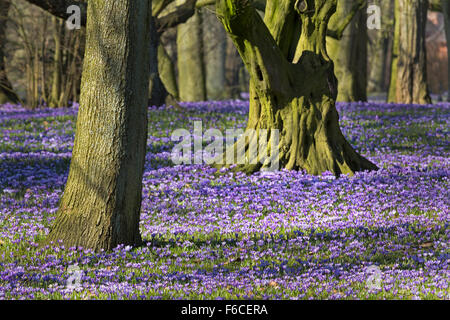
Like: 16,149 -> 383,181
0,100 -> 448,299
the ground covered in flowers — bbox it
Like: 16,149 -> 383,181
0,101 -> 448,299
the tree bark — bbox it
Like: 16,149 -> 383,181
327,0 -> 368,102
216,0 -> 377,176
49,17 -> 63,108
202,5 -> 227,100
158,43 -> 179,100
45,0 -> 152,251
177,7 -> 206,101
0,0 -> 19,104
368,0 -> 394,94
441,0 -> 450,101
388,0 -> 431,104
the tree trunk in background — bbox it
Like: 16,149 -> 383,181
158,43 -> 179,100
442,0 -> 450,101
327,0 -> 367,102
0,0 -> 19,104
216,0 -> 377,176
368,0 -> 394,94
49,17 -> 63,108
388,0 -> 431,104
177,8 -> 206,101
202,5 -> 226,100
149,16 -> 170,107
46,0 -> 152,251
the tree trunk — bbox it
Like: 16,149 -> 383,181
216,0 -> 377,176
49,17 -> 63,108
176,7 -> 206,101
158,43 -> 179,100
149,15 -> 170,107
368,0 -> 394,94
442,0 -> 450,101
388,0 -> 431,104
202,5 -> 227,100
0,0 -> 19,104
327,0 -> 367,102
45,0 -> 152,251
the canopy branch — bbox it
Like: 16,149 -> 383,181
23,0 -> 88,26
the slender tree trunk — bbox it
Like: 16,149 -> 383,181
442,0 -> 450,101
49,17 -> 63,108
45,0 -> 152,251
149,15 -> 170,107
176,8 -> 206,101
158,43 -> 179,100
202,5 -> 227,100
327,0 -> 368,102
216,0 -> 377,176
368,0 -> 394,94
0,0 -> 19,104
388,0 -> 431,104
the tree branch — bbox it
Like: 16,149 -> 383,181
155,0 -> 197,34
327,0 -> 366,40
215,0 -> 292,95
23,0 -> 87,26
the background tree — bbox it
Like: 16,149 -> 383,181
203,4 -> 227,100
367,0 -> 394,95
0,0 -> 19,104
327,0 -> 368,102
216,0 -> 377,175
176,4 -> 207,101
45,0 -> 153,251
388,0 -> 431,104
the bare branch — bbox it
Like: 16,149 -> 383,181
23,0 -> 87,26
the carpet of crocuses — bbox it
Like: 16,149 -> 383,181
0,100 -> 448,300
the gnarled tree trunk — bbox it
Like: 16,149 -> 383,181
46,0 -> 152,251
388,0 -> 431,104
216,0 -> 377,176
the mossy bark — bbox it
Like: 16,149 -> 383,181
388,0 -> 431,104
45,0 -> 152,251
216,0 -> 377,176
0,0 -> 19,104
327,0 -> 367,102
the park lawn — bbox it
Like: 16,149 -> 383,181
0,101 -> 448,299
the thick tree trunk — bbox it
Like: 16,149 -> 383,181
176,8 -> 206,101
216,0 -> 377,176
202,5 -> 227,100
0,0 -> 19,104
388,0 -> 431,104
327,0 -> 367,102
45,0 -> 152,251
